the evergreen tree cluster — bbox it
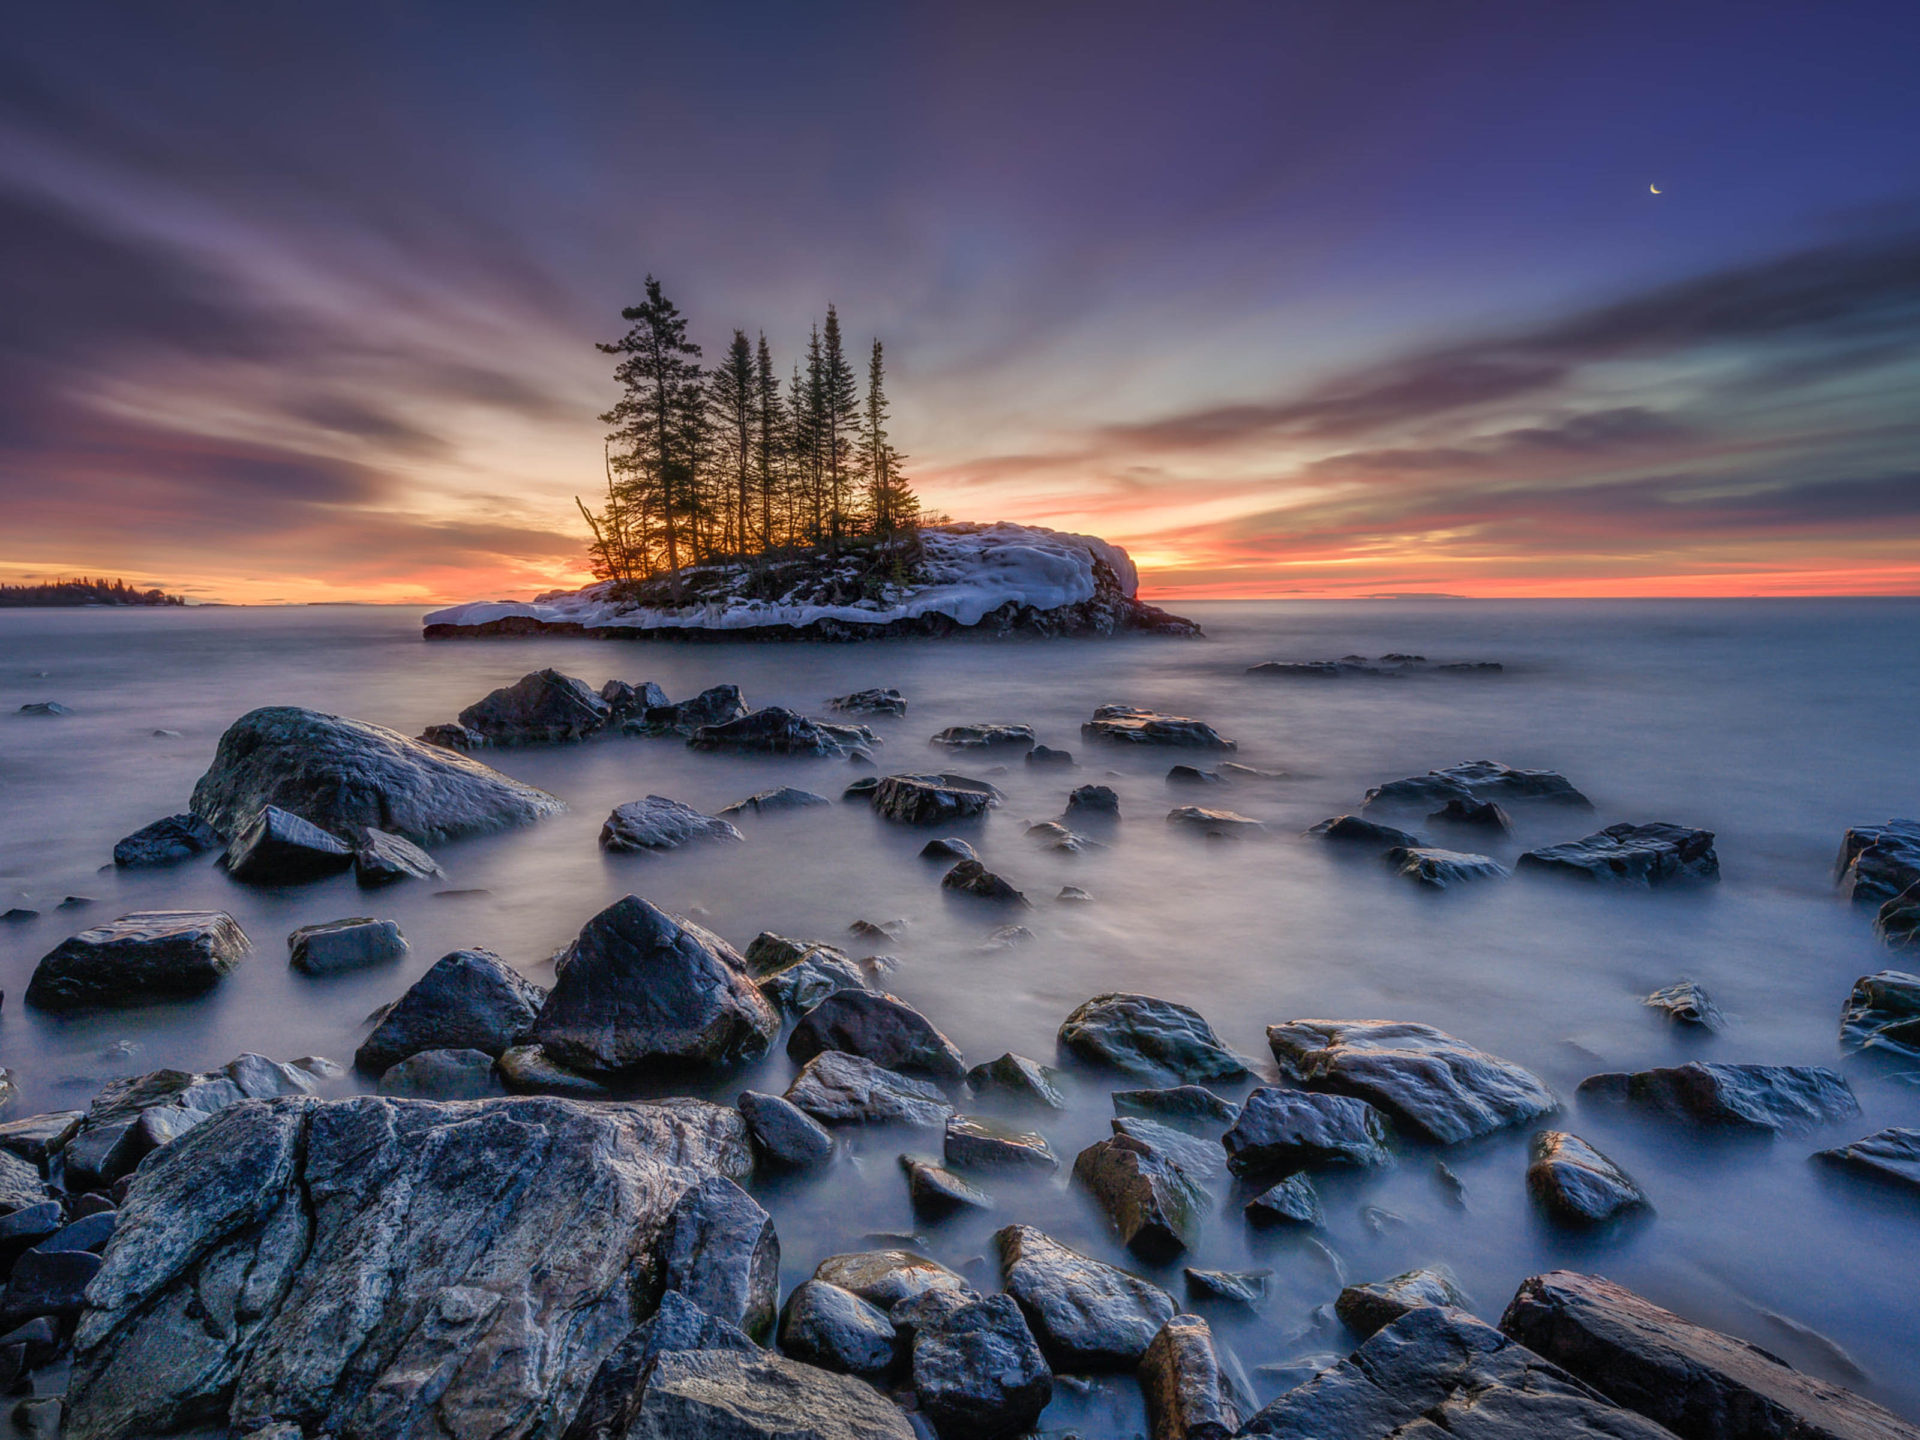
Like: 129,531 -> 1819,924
0,576 -> 185,608
579,277 -> 921,590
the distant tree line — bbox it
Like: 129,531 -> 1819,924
578,277 -> 922,590
0,577 -> 186,608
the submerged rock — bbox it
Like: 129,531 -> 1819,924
1879,886 -> 1920,949
871,773 -> 1001,825
1027,744 -> 1073,766
720,786 -> 831,816
451,668 -> 611,745
750,937 -> 880,1017
1083,704 -> 1237,750
1072,1131 -> 1208,1261
929,722 -> 1035,750
967,1052 -> 1068,1109
778,1280 -> 899,1378
352,827 -> 443,885
1113,1084 -> 1240,1132
27,911 -> 250,1012
1139,1313 -> 1242,1440
737,1090 -> 835,1170
221,805 -> 354,884
1576,1062 -> 1860,1135
1026,820 -> 1103,853
1834,819 -> 1920,905
16,701 -> 70,717
940,859 -> 1030,905
995,1223 -> 1176,1370
831,687 -> 907,716
1839,970 -> 1920,1058
910,1293 -> 1052,1440
1387,845 -> 1509,889
1167,806 -> 1268,839
1428,797 -> 1513,833
785,1052 -> 954,1128
1223,1088 -> 1393,1177
1526,1131 -> 1650,1225
287,916 -> 407,975
1363,759 -> 1592,812
690,706 -> 872,758
919,837 -> 977,863
902,1156 -> 994,1217
1815,1127 -> 1920,1193
1337,1265 -> 1472,1341
1185,1268 -> 1269,1308
945,1114 -> 1058,1172
788,990 -> 966,1080
1060,993 -> 1248,1083
1167,764 -> 1223,785
1244,1173 -> 1323,1228
1066,784 -> 1121,818
1646,980 -> 1724,1030
1109,1115 -> 1224,1179
629,683 -> 749,736
111,814 -> 219,868
1307,815 -> 1425,850
1519,822 -> 1720,886
355,948 -> 545,1075
600,795 -> 745,852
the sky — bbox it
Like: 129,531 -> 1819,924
3,2 -> 1919,604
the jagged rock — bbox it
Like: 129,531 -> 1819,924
911,1293 -> 1051,1440
1880,885 -> 1920,949
598,678 -> 669,718
831,688 -> 907,716
930,723 -> 1035,750
1501,1269 -> 1920,1440
562,1289 -> 762,1440
1646,981 -> 1723,1030
1113,1085 -> 1239,1132
1167,806 -> 1268,838
495,1044 -> 614,1098
966,1052 -> 1067,1109
27,911 -> 250,1012
1429,797 -> 1513,833
1338,1266 -> 1472,1341
0,1112 -> 83,1165
920,837 -> 977,863
1519,823 -> 1719,886
1223,1087 -> 1393,1177
190,705 -> 564,843
1268,1019 -> 1556,1144
1027,820 -> 1103,853
1387,845 -> 1509,889
1815,1127 -> 1920,1193
720,786 -> 831,816
1835,819 -> 1920,904
352,827 -> 443,885
812,1249 -> 970,1312
1066,784 -> 1120,817
528,896 -> 777,1075
847,918 -> 904,941
994,1223 -> 1176,1370
785,1053 -> 953,1128
453,668 -> 611,744
1083,705 -> 1236,750
1027,745 -> 1073,766
690,706 -> 867,757
1060,993 -> 1248,1083
751,939 -> 879,1017
1576,1062 -> 1859,1135
629,684 -> 749,736
1072,1131 -> 1207,1260
1140,1313 -> 1242,1440
287,916 -> 408,975
111,814 -> 219,868
941,859 -> 1030,904
788,990 -> 966,1080
778,1280 -> 899,1377
355,948 -> 545,1075
1838,970 -> 1920,1058
902,1155 -> 994,1217
945,1115 -> 1058,1171
1245,1173 -> 1323,1227
1185,1269 -> 1268,1307
737,1090 -> 835,1170
600,795 -> 745,852
1110,1116 -> 1224,1178
872,773 -> 1001,825
1364,759 -> 1592,812
1527,1131 -> 1650,1224
221,805 -> 354,884
658,1175 -> 779,1339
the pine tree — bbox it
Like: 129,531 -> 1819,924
753,333 -> 782,552
820,305 -> 860,547
597,276 -> 703,594
710,330 -> 756,556
799,326 -> 828,545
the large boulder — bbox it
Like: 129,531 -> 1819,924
1838,970 -> 1920,1058
657,1175 -> 779,1340
784,1053 -> 953,1129
1267,1020 -> 1556,1144
788,991 -> 966,1081
355,949 -> 546,1076
27,912 -> 249,1012
190,705 -> 564,843
561,1289 -> 758,1440
1363,760 -> 1592,812
221,805 -> 354,884
600,796 -> 745,853
1518,823 -> 1720,886
1059,994 -> 1248,1084
452,668 -> 611,745
1526,1131 -> 1650,1225
1082,705 -> 1236,750
111,814 -> 219,868
1072,1131 -> 1208,1261
994,1224 -> 1175,1370
910,1294 -> 1051,1440
1222,1088 -> 1393,1177
1575,1063 -> 1859,1135
527,897 -> 778,1076
1501,1270 -> 1920,1440
689,707 -> 868,757
1815,1127 -> 1920,1193
871,773 -> 1001,825
1835,819 -> 1920,905
1139,1313 -> 1242,1440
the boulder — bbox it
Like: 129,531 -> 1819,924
1066,784 -> 1120,817
929,723 -> 1034,750
0,1203 -> 65,1260
111,814 -> 219,868
1527,1131 -> 1650,1224
221,805 -> 354,884
452,668 -> 611,744
527,896 -> 778,1075
994,1223 -> 1175,1369
690,707 -> 866,757
720,787 -> 831,816
788,990 -> 966,1080
355,948 -> 546,1075
1815,1127 -> 1920,1193
1244,1173 -> 1323,1228
966,1053 -> 1068,1109
0,1250 -> 99,1328
1387,845 -> 1510,889
1222,1087 -> 1393,1177
1429,797 -> 1513,833
1834,819 -> 1920,904
374,1047 -> 506,1100
944,1115 -> 1058,1172
628,684 -> 749,736
1518,823 -> 1720,886
1500,1269 -> 1920,1440
736,1090 -> 834,1170
1337,1266 -> 1473,1341
1308,815 -> 1425,849
610,1343 -> 916,1439
1113,1085 -> 1240,1132
830,688 -> 907,716
1060,993 -> 1248,1084
1166,806 -> 1268,839
190,705 -> 564,843
1072,1131 -> 1208,1261
1838,970 -> 1920,1058
1027,744 -> 1074,766
1363,759 -> 1592,812
1576,1063 -> 1860,1135
1139,1313 -> 1242,1440
27,911 -> 250,1012
1110,1115 -> 1224,1179
785,1053 -> 954,1128
287,916 -> 408,975
1026,820 -> 1103,853
940,859 -> 1030,905
752,940 -> 880,1018
920,837 -> 977,863
1267,1019 -> 1556,1144
1185,1269 -> 1269,1307
811,1249 -> 970,1313
901,1156 -> 994,1217
658,1175 -> 779,1339
40,1211 -> 117,1255
560,1290 -> 758,1440
910,1293 -> 1051,1440
1646,981 -> 1723,1030
1168,764 -> 1223,786
598,678 -> 669,719
0,1112 -> 83,1166
352,828 -> 443,885
600,796 -> 745,852
778,1280 -> 898,1377
1083,705 -> 1236,750
871,773 -> 1001,825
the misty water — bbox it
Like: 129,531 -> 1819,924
2,599 -> 1916,1429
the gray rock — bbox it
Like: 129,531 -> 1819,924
940,858 -> 1030,904
598,678 -> 669,719
222,805 -> 354,884
659,1175 -> 779,1340
1815,1126 -> 1920,1193
1519,823 -> 1719,886
945,1115 -> 1058,1172
1168,764 -> 1224,785
27,911 -> 250,1012
1268,1019 -> 1556,1144
1429,797 -> 1514,833
600,795 -> 745,852
831,688 -> 907,716
994,1223 -> 1175,1370
872,773 -> 1002,825
17,702 -> 70,716
1185,1269 -> 1269,1308
1060,993 -> 1248,1084
789,990 -> 966,1080
738,1090 -> 835,1170
1338,1266 -> 1473,1341
1244,1173 -> 1323,1228
1838,970 -> 1920,1058
812,1249 -> 970,1312
690,706 -> 867,757
920,837 -> 977,863
1027,744 -> 1074,766
0,1112 -> 83,1165
1140,1313 -> 1242,1440
911,1293 -> 1051,1440
1113,1085 -> 1239,1132
356,948 -> 546,1075
901,1156 -> 993,1217
1223,1087 -> 1393,1177
527,895 -> 778,1075
375,1047 -> 506,1100
720,786 -> 831,816
778,1280 -> 899,1377
1072,1131 -> 1208,1261
745,934 -> 879,1015
1388,845 -> 1510,889
1575,1062 -> 1860,1135
1026,820 -> 1104,853
191,705 -> 563,843
352,827 -> 444,885
1,1249 -> 99,1327
0,1153 -> 48,1216
453,668 -> 611,744
966,1052 -> 1068,1109
288,916 -> 408,975
630,684 -> 749,736
623,1345 -> 917,1440
1527,1131 -> 1650,1224
1166,805 -> 1268,838
1083,705 -> 1236,750
1834,819 -> 1920,905
1500,1269 -> 1920,1440
1646,981 -> 1723,1030
1308,815 -> 1426,849
1109,1116 -> 1225,1178
36,1209 -> 117,1254
0,1202 -> 61,1257
562,1288 -> 761,1440
1363,760 -> 1592,812
1066,784 -> 1120,817
111,814 -> 219,868
786,1052 -> 954,1128
1058,884 -> 1094,902
495,1044 -> 614,1098
929,723 -> 1034,750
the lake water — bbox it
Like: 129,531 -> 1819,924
2,599 -> 1917,1427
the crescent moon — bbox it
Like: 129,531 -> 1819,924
1650,184 -> 1662,194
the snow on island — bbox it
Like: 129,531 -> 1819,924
424,522 -> 1201,641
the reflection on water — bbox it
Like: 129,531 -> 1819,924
1,598 -> 1917,1422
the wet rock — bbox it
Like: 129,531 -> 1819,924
629,683 -> 750,736
789,990 -> 966,1080
1,1249 -> 99,1327
967,1052 -> 1067,1109
1166,806 -> 1268,838
1185,1269 -> 1268,1308
1268,1019 -> 1556,1144
495,1044 -> 615,1098
16,702 -> 70,717
1519,823 -> 1719,886
1527,1131 -> 1650,1224
844,776 -> 881,800
1140,1312 -> 1242,1440
1364,759 -> 1592,812
902,1155 -> 994,1217
1879,885 -> 1920,949
1337,1265 -> 1472,1341
287,916 -> 408,975
1026,820 -> 1103,853
221,805 -> 354,884
561,1290 -> 769,1440
813,1249 -> 970,1312
752,940 -> 880,1017
871,772 -> 1002,826
1815,1126 -> 1920,1193
1110,1116 -> 1225,1178
930,722 -> 1035,751
940,858 -> 1030,905
659,1174 -> 780,1339
737,1090 -> 835,1170
1244,1173 -> 1323,1227
1066,784 -> 1120,817
1646,981 -> 1724,1030
911,1292 -> 1052,1440
691,706 -> 867,757
600,795 -> 745,852
528,895 -> 778,1075
1027,744 -> 1074,766
452,668 -> 611,745
598,678 -> 669,719
111,813 -> 219,868
1060,993 -> 1248,1083
778,1280 -> 899,1377
190,704 -> 564,843
628,1344 -> 918,1439
38,1210 -> 116,1254
1834,819 -> 1920,905
355,948 -> 545,1075
1388,845 -> 1510,889
1168,764 -> 1223,785
0,1203 -> 64,1260
920,837 -> 977,863
994,1223 -> 1176,1369
1113,1085 -> 1240,1132
352,827 -> 443,885
1429,797 -> 1513,833
1222,1087 -> 1393,1177
786,1052 -> 954,1128
831,687 -> 907,716
1072,1131 -> 1208,1260
1500,1269 -> 1920,1440
720,786 -> 831,816
1577,1062 -> 1860,1135
374,1047 -> 506,1100
945,1114 -> 1058,1172
1083,705 -> 1236,750
0,1112 -> 83,1165
27,911 -> 250,1012
1838,969 -> 1920,1058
